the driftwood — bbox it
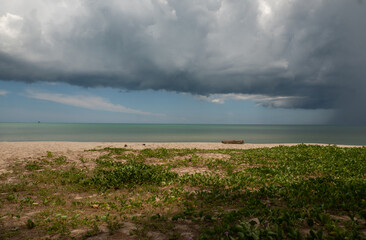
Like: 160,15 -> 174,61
221,140 -> 244,144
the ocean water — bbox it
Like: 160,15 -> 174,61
0,123 -> 365,145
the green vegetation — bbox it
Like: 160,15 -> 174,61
0,145 -> 365,239
88,159 -> 178,189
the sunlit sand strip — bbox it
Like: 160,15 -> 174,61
0,141 -> 362,174
0,141 -> 362,161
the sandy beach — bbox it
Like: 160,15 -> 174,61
1,141 -> 365,239
0,141 -> 361,173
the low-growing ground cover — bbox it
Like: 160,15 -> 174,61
0,145 -> 365,239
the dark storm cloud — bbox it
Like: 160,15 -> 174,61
0,0 -> 365,123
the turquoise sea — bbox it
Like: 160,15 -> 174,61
0,123 -> 365,145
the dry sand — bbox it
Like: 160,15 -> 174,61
0,141 -> 362,173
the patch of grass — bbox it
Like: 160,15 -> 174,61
46,151 -> 53,158
26,219 -> 35,229
25,161 -> 42,171
140,148 -> 173,159
1,145 -> 366,239
54,156 -> 67,165
87,159 -> 179,189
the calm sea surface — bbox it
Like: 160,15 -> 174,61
0,123 -> 365,145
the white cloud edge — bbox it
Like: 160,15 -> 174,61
24,89 -> 159,116
0,13 -> 23,38
197,93 -> 305,108
0,90 -> 8,96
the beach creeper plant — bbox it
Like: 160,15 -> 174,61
87,159 -> 178,189
1,145 -> 366,239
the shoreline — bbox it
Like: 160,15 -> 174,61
0,141 -> 362,167
1,142 -> 362,152
1,141 -> 362,174
0,141 -> 362,152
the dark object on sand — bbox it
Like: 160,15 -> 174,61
221,140 -> 244,144
124,144 -> 128,147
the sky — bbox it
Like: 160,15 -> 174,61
0,0 -> 365,124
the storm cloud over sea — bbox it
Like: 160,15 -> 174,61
0,0 -> 365,123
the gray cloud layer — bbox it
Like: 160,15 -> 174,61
0,0 -> 365,123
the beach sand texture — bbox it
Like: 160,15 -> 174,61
1,142 -> 365,239
0,142 -> 360,173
